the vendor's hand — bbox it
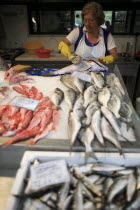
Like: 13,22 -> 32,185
98,55 -> 114,64
58,41 -> 71,60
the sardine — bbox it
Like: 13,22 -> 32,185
101,106 -> 121,135
98,87 -> 110,107
107,177 -> 128,203
103,177 -> 114,195
107,94 -> 121,118
73,182 -> 84,210
101,117 -> 123,155
58,182 -> 70,209
127,173 -> 137,202
91,109 -> 104,146
126,190 -> 140,210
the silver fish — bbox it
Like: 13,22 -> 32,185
103,178 -> 114,195
81,125 -> 97,160
107,177 -> 128,203
80,182 -> 95,203
73,95 -> 85,120
58,182 -> 70,209
60,75 -> 79,92
106,73 -> 116,86
126,190 -> 140,210
68,112 -> 81,149
90,72 -> 105,89
73,77 -> 85,94
101,106 -> 121,135
119,101 -> 132,122
91,109 -> 104,146
119,121 -> 136,142
101,117 -> 123,155
127,173 -> 137,202
64,89 -> 77,110
85,101 -> 100,125
107,94 -> 121,118
74,168 -> 102,197
83,85 -> 97,108
73,182 -> 84,210
98,87 -> 111,107
109,85 -> 123,101
114,76 -> 125,95
51,88 -> 64,109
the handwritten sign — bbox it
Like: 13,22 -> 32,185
10,96 -> 40,111
25,159 -> 70,193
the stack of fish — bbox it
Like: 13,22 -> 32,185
21,160 -> 140,210
0,84 -> 58,146
51,72 -> 136,159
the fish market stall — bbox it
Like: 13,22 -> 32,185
0,63 -> 140,154
4,151 -> 140,210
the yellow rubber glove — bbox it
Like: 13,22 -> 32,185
98,55 -> 114,64
58,41 -> 71,60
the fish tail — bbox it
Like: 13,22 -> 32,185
2,138 -> 16,147
85,151 -> 98,162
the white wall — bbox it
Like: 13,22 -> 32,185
0,5 -> 139,56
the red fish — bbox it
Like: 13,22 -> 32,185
17,110 -> 33,132
29,122 -> 53,145
2,126 -> 40,147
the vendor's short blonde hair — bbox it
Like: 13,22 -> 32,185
82,2 -> 105,26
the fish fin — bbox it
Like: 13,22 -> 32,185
28,140 -> 36,146
85,151 -> 98,162
56,106 -> 62,111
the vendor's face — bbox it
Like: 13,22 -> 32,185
83,13 -> 98,33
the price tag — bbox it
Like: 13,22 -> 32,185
10,96 -> 40,111
26,159 -> 70,193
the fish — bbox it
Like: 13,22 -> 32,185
108,85 -> 123,101
81,125 -> 97,160
106,73 -> 116,86
113,76 -> 125,95
0,124 -> 5,134
73,77 -> 85,94
51,88 -> 64,109
17,110 -> 33,133
90,72 -> 105,89
64,89 -> 77,110
2,126 -> 40,147
119,121 -> 136,142
29,122 -> 53,145
101,117 -> 123,155
107,177 -> 128,203
101,106 -> 121,135
27,111 -> 44,130
73,182 -> 84,210
98,87 -> 111,107
60,75 -> 79,93
126,190 -> 140,210
74,168 -> 102,197
58,182 -> 70,209
85,101 -> 100,125
103,178 -> 114,195
119,101 -> 132,122
13,86 -> 29,96
127,173 -> 137,202
68,112 -> 81,150
91,109 -> 104,146
83,85 -> 97,108
107,94 -> 121,118
73,95 -> 85,120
